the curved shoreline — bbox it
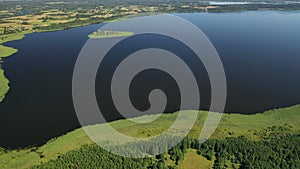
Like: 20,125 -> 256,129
0,45 -> 19,102
0,104 -> 299,168
0,69 -> 9,102
0,9 -> 299,102
0,32 -> 29,102
0,14 -> 143,102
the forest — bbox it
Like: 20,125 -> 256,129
31,133 -> 300,169
1,105 -> 300,168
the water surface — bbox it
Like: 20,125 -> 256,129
1,11 -> 300,148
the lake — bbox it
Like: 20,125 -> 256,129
1,11 -> 300,148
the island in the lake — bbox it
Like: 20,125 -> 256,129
88,30 -> 134,39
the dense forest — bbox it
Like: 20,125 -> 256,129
31,133 -> 300,169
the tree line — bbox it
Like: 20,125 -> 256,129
31,132 -> 300,169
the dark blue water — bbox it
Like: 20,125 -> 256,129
0,24 -> 102,148
1,11 -> 300,148
178,11 -> 300,113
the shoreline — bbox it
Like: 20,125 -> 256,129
2,103 -> 300,149
0,104 -> 299,168
0,11 -> 164,102
0,17 -> 128,102
0,31 -> 31,102
1,9 -> 300,101
0,9 -> 299,102
0,13 -> 154,102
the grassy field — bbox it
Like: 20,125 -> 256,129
213,105 -> 300,140
0,45 -> 17,58
0,69 -> 9,102
179,149 -> 214,169
0,43 -> 17,102
88,30 -> 134,39
0,31 -> 30,45
0,105 -> 299,169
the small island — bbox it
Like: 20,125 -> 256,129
88,30 -> 134,39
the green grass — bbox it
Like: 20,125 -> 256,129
0,45 -> 17,59
0,129 -> 93,169
88,30 -> 134,39
0,45 -> 16,102
179,149 -> 214,169
0,31 -> 30,44
0,105 -> 299,168
0,69 -> 9,102
213,105 -> 300,140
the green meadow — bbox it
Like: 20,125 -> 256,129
179,149 -> 214,169
0,31 -> 31,45
0,105 -> 299,169
0,46 -> 13,102
0,43 -> 19,102
0,45 -> 17,59
0,69 -> 9,102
